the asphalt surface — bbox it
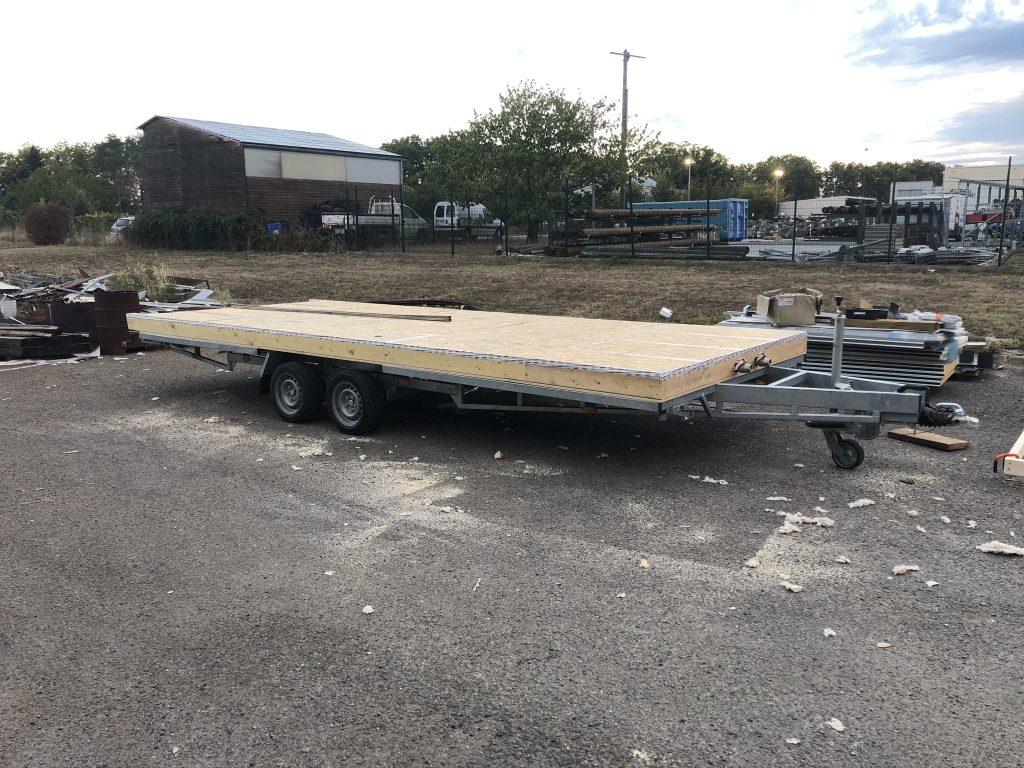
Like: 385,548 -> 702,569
2,351 -> 1022,767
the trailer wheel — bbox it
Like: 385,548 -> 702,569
327,370 -> 385,434
831,437 -> 865,470
271,362 -> 324,423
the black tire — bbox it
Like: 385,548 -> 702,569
327,370 -> 385,434
831,437 -> 865,470
271,361 -> 324,423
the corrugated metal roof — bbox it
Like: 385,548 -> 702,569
142,116 -> 398,158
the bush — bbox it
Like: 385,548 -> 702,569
106,263 -> 181,302
70,213 -> 119,245
126,208 -> 256,250
24,202 -> 72,245
73,212 -> 119,230
125,207 -> 342,252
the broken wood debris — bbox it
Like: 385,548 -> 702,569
888,427 -> 969,451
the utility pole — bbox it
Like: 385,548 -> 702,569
610,49 -> 645,206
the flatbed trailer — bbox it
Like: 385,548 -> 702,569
128,302 -> 926,469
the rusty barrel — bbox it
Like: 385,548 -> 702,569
94,290 -> 141,355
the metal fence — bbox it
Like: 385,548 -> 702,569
328,156 -> 1020,269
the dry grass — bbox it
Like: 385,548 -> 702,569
3,241 -> 1023,346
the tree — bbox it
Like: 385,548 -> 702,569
92,134 -> 143,211
648,142 -> 733,199
0,145 -> 44,203
0,137 -> 142,215
751,155 -> 822,200
462,81 -> 635,241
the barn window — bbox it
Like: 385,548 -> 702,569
244,148 -> 282,178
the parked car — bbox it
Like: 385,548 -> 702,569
110,216 -> 135,235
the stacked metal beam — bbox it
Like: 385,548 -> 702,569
719,313 -> 964,388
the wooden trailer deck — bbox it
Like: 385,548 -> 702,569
127,300 -> 807,402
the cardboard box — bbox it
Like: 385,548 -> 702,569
757,288 -> 821,326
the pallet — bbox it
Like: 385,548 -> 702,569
127,300 -> 807,402
887,427 -> 969,451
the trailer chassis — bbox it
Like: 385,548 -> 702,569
142,316 -> 923,470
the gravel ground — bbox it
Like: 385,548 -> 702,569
1,351 -> 1022,767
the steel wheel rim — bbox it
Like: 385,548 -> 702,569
332,384 -> 363,427
276,375 -> 302,415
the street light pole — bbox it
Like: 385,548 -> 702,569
685,157 -> 693,201
610,49 -> 645,206
773,168 -> 785,219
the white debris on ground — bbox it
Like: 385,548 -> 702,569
785,737 -> 801,745
744,558 -> 760,568
876,642 -> 893,649
630,747 -> 651,763
323,570 -> 336,576
823,628 -> 837,637
776,513 -> 835,535
291,465 -> 302,471
781,581 -> 803,593
793,463 -> 804,468
826,718 -> 845,732
835,556 -> 851,564
362,605 -> 375,614
791,513 -> 835,527
892,564 -> 920,575
940,516 -> 951,524
616,592 -> 627,599
915,525 -> 927,533
700,476 -> 728,485
976,541 -> 1024,556
847,498 -> 875,509
639,558 -> 650,569
906,510 -> 920,517
493,451 -> 503,460
766,496 -> 791,501
926,580 -> 939,588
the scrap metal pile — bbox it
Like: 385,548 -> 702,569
0,271 -> 222,360
720,295 -> 990,389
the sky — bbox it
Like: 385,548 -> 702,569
3,0 -> 1022,166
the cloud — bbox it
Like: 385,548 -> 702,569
932,93 -> 1024,161
854,3 -> 1024,68
940,93 -> 1024,144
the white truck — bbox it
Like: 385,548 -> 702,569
433,201 -> 504,239
321,197 -> 429,241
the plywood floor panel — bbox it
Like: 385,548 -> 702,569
128,300 -> 806,402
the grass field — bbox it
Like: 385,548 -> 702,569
3,240 -> 1023,346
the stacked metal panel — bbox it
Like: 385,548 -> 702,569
719,313 -> 963,388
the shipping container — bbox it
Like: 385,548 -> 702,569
633,199 -> 748,240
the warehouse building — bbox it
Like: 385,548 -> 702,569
139,116 -> 402,224
942,163 -> 1024,192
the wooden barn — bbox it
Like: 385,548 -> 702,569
139,116 -> 402,224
